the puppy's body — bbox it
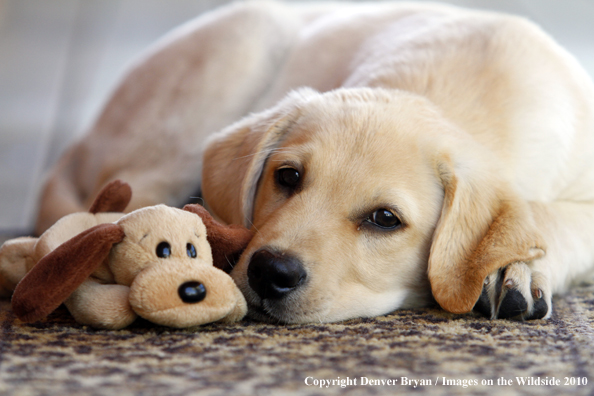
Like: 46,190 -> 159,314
37,2 -> 594,322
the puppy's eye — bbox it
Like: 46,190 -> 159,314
187,243 -> 197,258
368,209 -> 401,229
276,167 -> 300,189
156,242 -> 171,258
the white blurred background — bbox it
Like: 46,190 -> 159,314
0,0 -> 593,234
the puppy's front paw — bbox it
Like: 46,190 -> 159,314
473,262 -> 551,320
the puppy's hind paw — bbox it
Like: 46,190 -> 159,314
473,262 -> 551,320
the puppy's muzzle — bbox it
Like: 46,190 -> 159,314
248,249 -> 307,300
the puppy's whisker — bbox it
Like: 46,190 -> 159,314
225,256 -> 234,269
231,151 -> 267,161
317,313 -> 324,325
244,216 -> 263,237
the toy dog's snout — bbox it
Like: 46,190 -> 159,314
128,258 -> 247,328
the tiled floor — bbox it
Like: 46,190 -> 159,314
1,0 -> 593,234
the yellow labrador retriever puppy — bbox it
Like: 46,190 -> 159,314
36,2 -> 594,323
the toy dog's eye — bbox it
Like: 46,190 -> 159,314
187,243 -> 197,258
156,242 -> 171,258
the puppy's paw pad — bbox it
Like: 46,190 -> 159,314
498,288 -> 528,319
526,294 -> 548,320
473,287 -> 492,318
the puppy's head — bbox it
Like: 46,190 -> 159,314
203,88 -> 545,323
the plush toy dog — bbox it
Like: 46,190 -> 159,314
0,180 -> 253,329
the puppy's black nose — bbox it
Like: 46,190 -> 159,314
248,249 -> 306,300
178,281 -> 207,303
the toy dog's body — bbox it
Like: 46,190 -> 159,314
0,212 -> 122,298
0,181 -> 252,329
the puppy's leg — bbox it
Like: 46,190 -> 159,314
36,2 -> 301,234
476,201 -> 594,320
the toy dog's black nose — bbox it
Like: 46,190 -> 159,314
247,249 -> 307,300
178,281 -> 207,303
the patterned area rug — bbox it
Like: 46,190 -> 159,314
1,281 -> 594,396
0,228 -> 592,396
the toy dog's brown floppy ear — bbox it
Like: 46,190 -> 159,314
88,180 -> 132,214
11,223 -> 125,323
183,204 -> 253,273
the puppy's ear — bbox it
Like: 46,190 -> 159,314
88,179 -> 132,214
428,154 -> 545,314
202,89 -> 317,226
11,224 -> 125,322
183,204 -> 253,273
